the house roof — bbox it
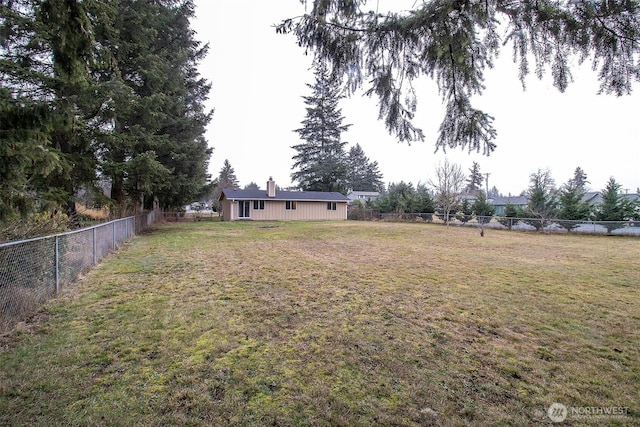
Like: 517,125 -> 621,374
220,188 -> 350,202
489,195 -> 529,206
582,191 -> 639,205
346,191 -> 380,200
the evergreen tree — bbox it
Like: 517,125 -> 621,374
278,1 -> 640,153
92,0 -> 211,212
524,169 -> 558,231
40,0 -> 97,216
595,177 -> 634,233
0,0 -> 212,221
570,167 -> 590,191
456,199 -> 474,223
472,191 -> 495,224
465,162 -> 483,194
557,179 -> 591,231
218,159 -> 240,189
0,0 -> 95,220
374,182 -> 415,213
414,183 -> 435,214
498,203 -> 523,230
291,65 -> 350,193
346,143 -> 384,192
487,186 -> 501,199
211,159 -> 239,212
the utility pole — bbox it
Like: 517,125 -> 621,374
485,173 -> 491,195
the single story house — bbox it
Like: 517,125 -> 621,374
347,191 -> 381,204
219,178 -> 350,221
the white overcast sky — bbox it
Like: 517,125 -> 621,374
191,0 -> 639,196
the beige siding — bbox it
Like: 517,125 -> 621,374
221,198 -> 347,221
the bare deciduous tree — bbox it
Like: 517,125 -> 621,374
429,159 -> 466,225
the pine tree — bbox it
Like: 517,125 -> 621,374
570,167 -> 590,191
374,182 -> 415,213
278,1 -> 640,153
498,203 -> 523,230
595,177 -> 633,233
524,169 -> 558,231
557,179 -> 591,231
211,160 -> 239,212
413,185 -> 435,214
472,191 -> 495,224
346,144 -> 384,192
218,160 -> 240,189
465,162 -> 483,194
40,0 -> 98,218
0,0 -> 95,220
1,0 -> 212,220
93,0 -> 212,211
291,65 -> 350,193
456,199 -> 474,223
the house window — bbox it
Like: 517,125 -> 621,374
327,202 -> 337,210
238,201 -> 250,218
253,200 -> 265,210
285,201 -> 297,210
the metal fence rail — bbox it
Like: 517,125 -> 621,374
0,211 -> 155,332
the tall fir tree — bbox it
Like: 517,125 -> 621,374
1,0 -> 95,220
92,0 -> 212,212
346,143 -> 384,192
40,0 -> 97,218
291,65 -> 350,193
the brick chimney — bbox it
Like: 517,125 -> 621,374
267,177 -> 276,198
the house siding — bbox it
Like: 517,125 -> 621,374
221,198 -> 347,221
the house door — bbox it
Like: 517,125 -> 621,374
238,201 -> 250,218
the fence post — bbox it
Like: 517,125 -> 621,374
55,236 -> 60,294
112,221 -> 116,250
93,227 -> 97,265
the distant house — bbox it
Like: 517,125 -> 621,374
581,191 -> 602,206
582,191 -> 640,211
219,178 -> 350,221
582,191 -> 640,207
347,191 -> 380,205
490,195 -> 529,216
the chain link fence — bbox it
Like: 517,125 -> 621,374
349,209 -> 640,236
1,211 -> 156,333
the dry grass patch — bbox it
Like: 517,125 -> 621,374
1,221 -> 639,426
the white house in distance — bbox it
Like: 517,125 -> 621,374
219,178 -> 350,221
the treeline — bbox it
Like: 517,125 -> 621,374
501,170 -> 640,233
355,166 -> 640,233
1,0 -> 212,224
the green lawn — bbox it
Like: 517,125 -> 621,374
1,221 -> 638,426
